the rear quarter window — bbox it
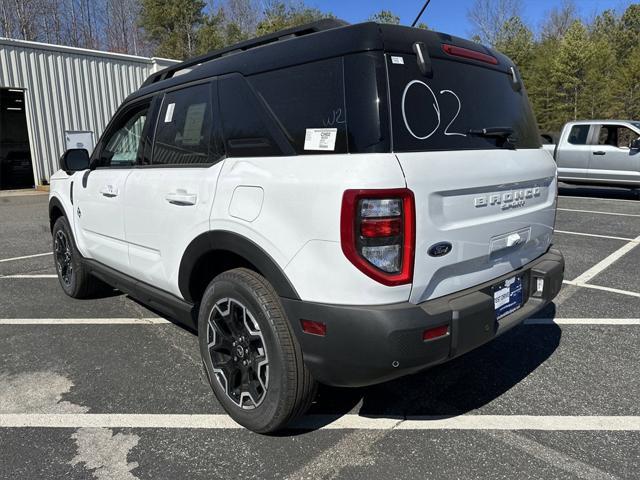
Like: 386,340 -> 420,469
219,73 -> 284,157
388,54 -> 541,152
567,125 -> 590,145
249,58 -> 347,154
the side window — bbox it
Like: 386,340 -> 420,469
344,52 -> 390,153
153,83 -> 219,165
616,127 -> 637,149
597,125 -> 638,148
250,58 -> 347,154
597,125 -> 617,146
567,125 -> 590,145
218,74 -> 284,157
97,104 -> 149,167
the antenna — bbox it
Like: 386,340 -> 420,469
411,0 -> 432,27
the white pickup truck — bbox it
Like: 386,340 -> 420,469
543,120 -> 640,188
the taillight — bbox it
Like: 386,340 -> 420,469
340,189 -> 415,286
442,44 -> 498,65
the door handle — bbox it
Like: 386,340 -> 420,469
593,151 -> 606,155
165,191 -> 197,206
100,185 -> 118,197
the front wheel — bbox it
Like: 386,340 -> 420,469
52,216 -> 103,298
198,268 -> 317,433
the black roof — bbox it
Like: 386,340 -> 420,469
130,20 -> 513,102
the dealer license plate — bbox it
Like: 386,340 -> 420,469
493,276 -> 523,320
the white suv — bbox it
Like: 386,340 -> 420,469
49,20 -> 564,432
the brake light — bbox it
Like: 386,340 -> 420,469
442,44 -> 498,65
360,217 -> 402,238
340,189 -> 415,286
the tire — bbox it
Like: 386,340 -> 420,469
52,216 -> 103,299
198,268 -> 317,433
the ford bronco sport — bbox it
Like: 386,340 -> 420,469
49,20 -> 564,433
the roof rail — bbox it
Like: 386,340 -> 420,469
141,18 -> 349,87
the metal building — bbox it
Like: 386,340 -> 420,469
0,37 -> 177,189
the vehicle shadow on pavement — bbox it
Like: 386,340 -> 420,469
304,305 -> 561,430
133,296 -> 561,435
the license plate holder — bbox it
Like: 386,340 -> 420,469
492,275 -> 524,320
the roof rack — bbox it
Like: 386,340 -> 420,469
141,18 -> 349,87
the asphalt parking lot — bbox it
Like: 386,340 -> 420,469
1,184 -> 639,480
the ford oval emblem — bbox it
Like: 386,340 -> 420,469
428,242 -> 452,257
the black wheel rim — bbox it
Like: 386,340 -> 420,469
54,230 -> 73,287
206,298 -> 269,410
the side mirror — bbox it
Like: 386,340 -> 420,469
630,138 -> 640,150
60,148 -> 90,173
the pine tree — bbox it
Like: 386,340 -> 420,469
584,11 -> 618,119
494,16 -> 534,70
139,0 -> 205,59
617,4 -> 640,59
527,39 -> 564,132
255,1 -> 331,37
613,48 -> 640,120
369,10 -> 400,25
551,21 -> 595,122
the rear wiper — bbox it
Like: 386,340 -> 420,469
468,127 -> 516,149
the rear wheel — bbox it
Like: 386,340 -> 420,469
52,216 -> 103,298
198,268 -> 317,433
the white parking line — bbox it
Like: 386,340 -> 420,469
557,208 -> 640,218
1,413 -> 639,431
563,281 -> 640,299
0,252 -> 51,263
0,274 -> 57,279
525,318 -> 640,325
0,318 -> 170,325
395,416 -> 640,431
554,230 -> 637,242
572,235 -> 640,284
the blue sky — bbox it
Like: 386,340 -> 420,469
306,0 -> 635,38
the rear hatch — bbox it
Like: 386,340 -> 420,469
383,32 -> 557,304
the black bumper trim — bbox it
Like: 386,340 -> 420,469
281,248 -> 564,387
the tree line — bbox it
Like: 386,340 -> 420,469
0,0 -> 338,58
0,1 -> 423,58
2,0 -> 638,132
470,0 -> 640,133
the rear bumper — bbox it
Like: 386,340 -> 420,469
281,248 -> 564,387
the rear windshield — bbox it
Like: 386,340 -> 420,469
387,54 -> 541,152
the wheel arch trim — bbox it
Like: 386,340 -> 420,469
178,230 -> 300,303
48,196 -> 68,231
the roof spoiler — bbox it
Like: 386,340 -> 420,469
141,18 -> 349,87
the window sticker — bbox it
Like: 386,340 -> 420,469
164,103 -> 175,123
181,103 -> 206,145
391,56 -> 404,65
304,128 -> 337,151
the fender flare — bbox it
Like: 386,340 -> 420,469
48,196 -> 67,230
178,230 -> 300,303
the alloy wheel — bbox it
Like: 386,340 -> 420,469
54,229 -> 73,286
206,298 -> 269,409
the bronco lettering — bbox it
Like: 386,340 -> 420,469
474,187 -> 541,209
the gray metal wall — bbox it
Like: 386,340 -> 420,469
0,38 -> 177,184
